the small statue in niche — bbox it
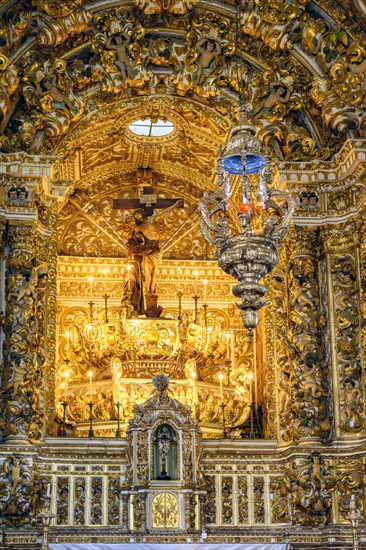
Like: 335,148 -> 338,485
106,33 -> 134,81
154,424 -> 177,480
194,37 -> 222,86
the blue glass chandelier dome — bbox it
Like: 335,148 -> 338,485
223,154 -> 265,175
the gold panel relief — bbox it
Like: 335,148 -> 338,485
152,492 -> 179,528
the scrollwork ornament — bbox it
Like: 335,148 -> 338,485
0,455 -> 35,526
279,453 -> 336,526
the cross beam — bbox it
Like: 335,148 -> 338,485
113,185 -> 183,217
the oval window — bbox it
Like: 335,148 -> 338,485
128,118 -> 174,137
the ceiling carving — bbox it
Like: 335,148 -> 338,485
0,0 -> 365,158
0,0 -> 365,256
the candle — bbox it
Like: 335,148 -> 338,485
248,372 -> 253,403
126,264 -> 131,292
88,275 -> 93,298
194,269 -> 199,295
192,371 -> 197,405
46,482 -> 51,498
219,372 -> 224,403
66,331 -> 70,359
64,371 -> 69,402
88,370 -> 93,401
225,332 -> 230,359
178,267 -> 182,293
203,279 -> 207,302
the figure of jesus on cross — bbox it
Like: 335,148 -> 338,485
114,174 -> 184,317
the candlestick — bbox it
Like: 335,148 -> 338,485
64,370 -> 69,402
115,402 -> 121,438
225,332 -> 230,359
219,372 -> 224,403
202,303 -> 208,328
104,293 -> 109,324
88,401 -> 94,438
221,402 -> 227,438
193,295 -> 198,324
126,264 -> 131,292
39,489 -> 55,550
88,300 -> 94,324
178,291 -> 183,321
88,275 -> 93,298
177,267 -> 182,294
60,401 -> 68,437
193,269 -> 199,295
248,372 -> 253,403
88,370 -> 93,400
66,331 -> 70,359
191,372 -> 197,419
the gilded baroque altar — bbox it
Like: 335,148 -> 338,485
0,0 -> 365,547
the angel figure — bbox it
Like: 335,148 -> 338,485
37,76 -> 78,116
3,456 -> 31,495
342,379 -> 362,427
278,371 -> 291,413
291,277 -> 317,310
106,33 -> 134,81
299,364 -> 321,398
194,38 -> 222,86
252,80 -> 292,119
8,359 -> 27,396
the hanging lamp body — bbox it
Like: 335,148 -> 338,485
198,105 -> 295,338
222,109 -> 265,175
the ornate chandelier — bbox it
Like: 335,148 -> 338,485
199,105 -> 295,338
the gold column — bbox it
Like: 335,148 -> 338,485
323,222 -> 364,437
0,192 -> 58,441
34,193 -> 58,437
0,222 -> 39,441
286,226 -> 330,442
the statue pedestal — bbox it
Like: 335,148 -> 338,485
145,293 -> 163,318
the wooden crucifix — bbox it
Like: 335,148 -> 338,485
113,169 -> 184,217
113,169 -> 184,317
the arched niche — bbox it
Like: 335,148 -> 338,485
153,423 -> 178,481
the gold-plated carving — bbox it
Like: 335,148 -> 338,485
0,0 -> 366,544
152,492 -> 179,528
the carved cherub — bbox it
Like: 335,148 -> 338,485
292,277 -> 317,310
298,363 -> 321,398
9,358 -> 27,396
3,456 -> 31,495
0,54 -> 19,121
194,38 -> 222,86
278,371 -> 291,413
37,76 -> 78,116
342,379 -> 362,427
16,273 -> 36,303
252,78 -> 293,119
310,452 -> 323,486
106,33 -> 134,81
